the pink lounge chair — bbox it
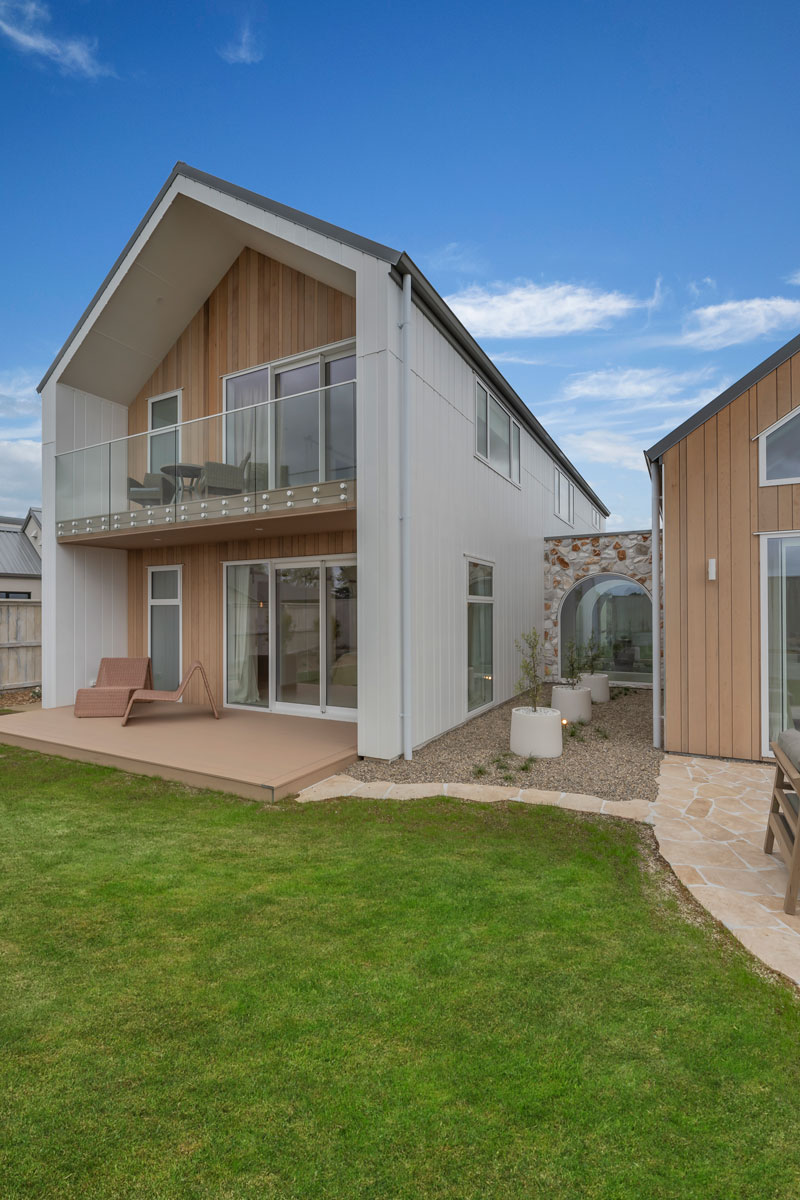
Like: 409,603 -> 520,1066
74,658 -> 153,718
121,660 -> 219,726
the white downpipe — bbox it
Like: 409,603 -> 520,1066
400,271 -> 413,760
649,458 -> 662,749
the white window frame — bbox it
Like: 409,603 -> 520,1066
146,390 -> 182,472
759,530 -> 800,757
466,555 -> 495,716
554,466 -> 575,525
221,340 -> 356,487
147,564 -> 182,695
221,553 -> 358,722
591,507 -> 601,529
756,408 -> 800,488
474,378 -> 521,487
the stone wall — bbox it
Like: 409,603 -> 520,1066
543,529 -> 652,678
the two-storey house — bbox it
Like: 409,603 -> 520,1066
39,164 -> 607,767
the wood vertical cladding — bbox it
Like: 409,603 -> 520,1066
127,530 -> 357,705
662,348 -> 800,759
127,247 -> 356,435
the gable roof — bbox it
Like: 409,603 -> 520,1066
0,525 -> 41,577
38,163 -> 609,516
646,329 -> 800,462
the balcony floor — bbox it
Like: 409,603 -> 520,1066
0,704 -> 358,801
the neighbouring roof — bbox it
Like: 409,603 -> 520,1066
0,515 -> 24,528
646,329 -> 800,462
0,525 -> 41,577
38,163 -> 609,516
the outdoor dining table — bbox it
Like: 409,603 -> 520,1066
161,462 -> 202,501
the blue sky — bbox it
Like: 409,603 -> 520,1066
2,1 -> 800,525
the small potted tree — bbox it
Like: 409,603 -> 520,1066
551,639 -> 592,723
509,628 -> 563,758
580,632 -> 610,702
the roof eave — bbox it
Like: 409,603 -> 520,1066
646,327 -> 800,461
37,162 -> 402,395
394,253 -> 610,517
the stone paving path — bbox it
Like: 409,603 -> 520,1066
650,755 -> 800,985
296,774 -> 653,821
297,759 -> 800,987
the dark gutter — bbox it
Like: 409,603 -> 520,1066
393,253 -> 610,516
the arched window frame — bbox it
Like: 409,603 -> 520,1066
557,572 -> 653,682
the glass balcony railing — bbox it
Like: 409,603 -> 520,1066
55,383 -> 356,536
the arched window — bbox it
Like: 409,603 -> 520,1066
559,574 -> 652,684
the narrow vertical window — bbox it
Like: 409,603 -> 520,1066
149,566 -> 181,691
489,396 -> 510,474
511,423 -> 521,483
467,561 -> 493,712
476,382 -> 488,458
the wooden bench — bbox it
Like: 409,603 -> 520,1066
765,737 -> 800,914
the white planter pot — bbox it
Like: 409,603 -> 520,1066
551,685 -> 592,724
580,672 -> 610,703
510,706 -> 563,758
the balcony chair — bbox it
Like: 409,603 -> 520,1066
74,657 -> 153,717
121,660 -> 220,726
127,473 -> 175,508
197,452 -> 251,498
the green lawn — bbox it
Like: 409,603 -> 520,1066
2,747 -> 800,1199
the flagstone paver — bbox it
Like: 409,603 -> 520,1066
650,755 -> 800,986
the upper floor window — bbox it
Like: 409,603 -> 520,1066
554,467 -> 574,524
475,380 -> 521,484
223,342 -> 356,490
759,408 -> 800,486
591,507 -> 601,529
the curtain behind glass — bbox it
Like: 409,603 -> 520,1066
226,564 -> 269,707
225,367 -> 269,481
326,565 -> 357,708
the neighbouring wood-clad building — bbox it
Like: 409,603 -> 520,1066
647,332 -> 800,761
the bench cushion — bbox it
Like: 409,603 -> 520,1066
777,729 -> 800,772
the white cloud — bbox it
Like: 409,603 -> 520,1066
688,276 -> 716,298
445,279 -> 646,339
0,369 -> 42,513
0,439 -> 40,515
0,1 -> 112,77
423,242 -> 485,276
489,351 -> 548,367
786,270 -> 800,287
678,297 -> 800,350
559,429 -> 649,474
559,365 -> 722,412
0,367 -> 40,420
218,19 -> 262,64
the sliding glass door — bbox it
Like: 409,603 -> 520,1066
764,535 -> 800,748
224,558 -> 357,717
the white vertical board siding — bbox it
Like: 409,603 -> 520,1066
354,256 -> 402,758
43,383 -> 128,707
406,301 -> 594,749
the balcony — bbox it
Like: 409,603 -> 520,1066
55,383 -> 356,545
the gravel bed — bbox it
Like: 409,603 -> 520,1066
0,687 -> 41,706
348,686 -> 662,804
